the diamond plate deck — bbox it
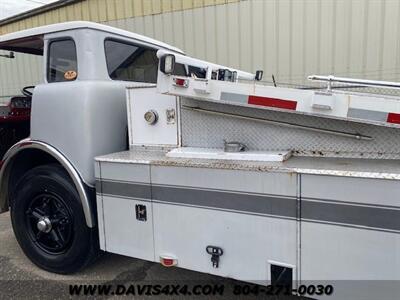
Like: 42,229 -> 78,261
181,98 -> 400,159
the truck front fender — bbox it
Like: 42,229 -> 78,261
0,139 -> 95,228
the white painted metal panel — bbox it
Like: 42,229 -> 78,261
301,174 -> 400,280
151,166 -> 298,282
153,202 -> 297,282
127,87 -> 179,147
97,161 -> 154,261
301,222 -> 400,280
102,195 -> 154,261
301,174 -> 400,299
98,161 -> 150,183
301,222 -> 400,300
95,158 -> 298,283
150,165 -> 298,197
301,175 -> 400,207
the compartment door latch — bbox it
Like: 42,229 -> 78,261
206,245 -> 223,268
135,204 -> 147,221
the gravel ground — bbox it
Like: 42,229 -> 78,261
0,212 -> 302,300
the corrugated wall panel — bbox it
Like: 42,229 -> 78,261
263,0 -> 278,79
226,1 -> 239,68
0,0 -> 240,34
2,0 -> 400,100
101,0 -> 400,84
182,9 -> 195,56
382,0 -> 400,82
238,1 -> 251,70
348,0 -> 364,78
290,0 -> 305,83
192,4 -> 206,59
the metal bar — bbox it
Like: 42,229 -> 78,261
182,105 -> 373,141
296,173 -> 301,286
299,85 -> 368,90
0,52 -> 14,59
308,75 -> 400,89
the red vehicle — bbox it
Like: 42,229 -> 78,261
0,87 -> 32,158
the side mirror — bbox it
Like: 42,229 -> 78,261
160,54 -> 175,75
255,70 -> 263,81
0,51 -> 14,59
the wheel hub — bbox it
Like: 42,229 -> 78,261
37,217 -> 52,233
25,193 -> 73,254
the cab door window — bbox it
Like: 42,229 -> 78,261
47,39 -> 77,83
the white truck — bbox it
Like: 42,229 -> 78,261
1,21 -> 400,299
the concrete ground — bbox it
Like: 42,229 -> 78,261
0,212 -> 301,300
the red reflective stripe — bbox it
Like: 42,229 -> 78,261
387,113 -> 400,124
248,95 -> 297,110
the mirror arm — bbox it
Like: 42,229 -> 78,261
0,51 -> 15,59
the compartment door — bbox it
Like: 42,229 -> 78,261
97,161 -> 155,261
127,87 -> 179,147
301,174 -> 400,280
151,166 -> 299,282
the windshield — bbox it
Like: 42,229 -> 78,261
0,49 -> 42,103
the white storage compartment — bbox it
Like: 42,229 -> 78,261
150,166 -> 298,282
301,175 -> 400,281
126,86 -> 179,147
102,196 -> 154,260
95,161 -> 155,262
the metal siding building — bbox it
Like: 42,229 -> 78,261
1,0 -> 400,101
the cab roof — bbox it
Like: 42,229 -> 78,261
0,21 -> 184,55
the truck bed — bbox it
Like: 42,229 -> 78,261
95,147 -> 400,299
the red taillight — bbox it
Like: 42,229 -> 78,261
387,113 -> 400,124
173,77 -> 189,88
160,256 -> 177,267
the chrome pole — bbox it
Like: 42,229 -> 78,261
308,75 -> 400,89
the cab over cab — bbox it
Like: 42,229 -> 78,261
0,21 -> 183,273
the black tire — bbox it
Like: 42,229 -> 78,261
10,164 -> 99,274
